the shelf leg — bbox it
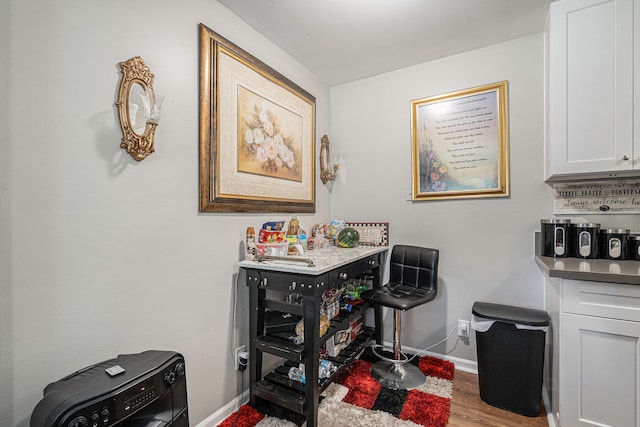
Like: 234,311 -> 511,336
302,293 -> 320,427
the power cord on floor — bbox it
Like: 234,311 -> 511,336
401,324 -> 464,364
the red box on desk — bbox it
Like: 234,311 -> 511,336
326,315 -> 363,357
349,315 -> 363,341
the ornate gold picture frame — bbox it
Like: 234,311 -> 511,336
199,24 -> 316,212
411,81 -> 510,201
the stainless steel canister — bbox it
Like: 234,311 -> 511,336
600,229 -> 630,260
540,219 -> 572,257
570,223 -> 600,259
629,235 -> 640,261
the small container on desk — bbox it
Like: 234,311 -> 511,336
570,223 -> 600,259
600,229 -> 630,260
256,242 -> 289,257
629,235 -> 640,261
540,219 -> 571,257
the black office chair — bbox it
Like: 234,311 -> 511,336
361,245 -> 439,390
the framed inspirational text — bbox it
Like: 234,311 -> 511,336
411,81 -> 510,201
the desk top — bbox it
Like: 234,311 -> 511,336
238,245 -> 388,275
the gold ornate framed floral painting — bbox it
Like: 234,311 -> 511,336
411,81 -> 510,201
199,24 -> 316,212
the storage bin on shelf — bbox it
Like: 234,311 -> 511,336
256,241 -> 289,257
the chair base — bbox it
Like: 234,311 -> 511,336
370,359 -> 426,390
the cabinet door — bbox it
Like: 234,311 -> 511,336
548,0 -> 634,177
560,313 -> 640,426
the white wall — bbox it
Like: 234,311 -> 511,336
6,4 -> 640,426
329,34 -> 554,361
4,1 -> 330,425
1,0 -> 13,422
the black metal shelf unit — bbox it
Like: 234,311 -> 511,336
242,249 -> 387,427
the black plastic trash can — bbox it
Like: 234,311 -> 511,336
471,301 -> 549,417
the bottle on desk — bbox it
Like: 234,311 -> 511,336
286,217 -> 300,255
298,226 -> 307,254
246,226 -> 256,260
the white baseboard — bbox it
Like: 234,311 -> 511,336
196,389 -> 249,427
197,348 -> 477,426
542,387 -> 559,427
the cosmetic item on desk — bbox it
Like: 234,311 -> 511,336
246,227 -> 256,260
297,226 -> 307,254
311,223 -> 330,249
286,217 -> 300,255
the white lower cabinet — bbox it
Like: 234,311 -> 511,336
560,280 -> 640,427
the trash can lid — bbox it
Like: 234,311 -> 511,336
472,301 -> 549,326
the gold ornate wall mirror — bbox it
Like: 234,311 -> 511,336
115,57 -> 163,161
319,135 -> 339,185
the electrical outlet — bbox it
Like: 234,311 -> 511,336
235,345 -> 246,370
458,319 -> 470,337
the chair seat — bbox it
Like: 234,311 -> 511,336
361,282 -> 437,311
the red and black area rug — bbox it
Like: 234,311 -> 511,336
220,350 -> 455,427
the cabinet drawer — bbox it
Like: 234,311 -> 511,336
561,279 -> 640,322
246,269 -> 328,295
327,254 -> 381,287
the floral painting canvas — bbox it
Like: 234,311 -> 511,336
199,24 -> 315,213
237,87 -> 303,182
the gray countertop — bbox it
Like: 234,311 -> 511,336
535,254 -> 640,285
534,231 -> 640,285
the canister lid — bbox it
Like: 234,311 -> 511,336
602,228 -> 630,234
574,223 -> 600,229
540,219 -> 571,224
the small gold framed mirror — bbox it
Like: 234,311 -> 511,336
319,135 -> 338,185
115,57 -> 162,161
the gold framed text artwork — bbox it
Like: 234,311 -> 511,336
411,81 -> 510,201
199,24 -> 316,212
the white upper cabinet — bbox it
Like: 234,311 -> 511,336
547,0 -> 639,181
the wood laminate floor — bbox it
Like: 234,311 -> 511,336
448,370 -> 549,427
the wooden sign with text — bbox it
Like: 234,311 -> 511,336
553,179 -> 640,214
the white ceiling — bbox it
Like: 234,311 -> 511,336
218,0 -> 554,86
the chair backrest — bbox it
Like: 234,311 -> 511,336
389,245 -> 439,291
